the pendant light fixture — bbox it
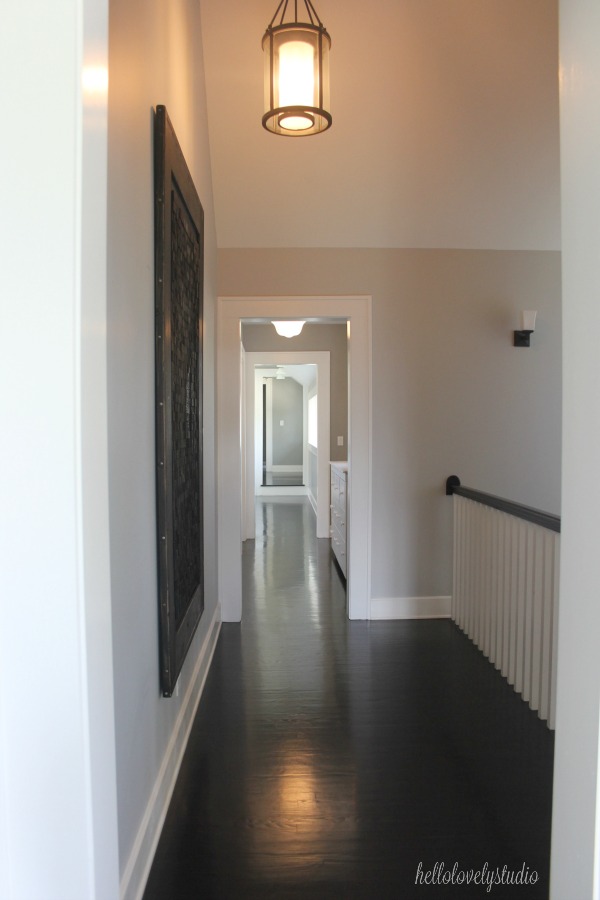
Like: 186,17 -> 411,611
262,0 -> 332,136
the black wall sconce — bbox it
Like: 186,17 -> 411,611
514,310 -> 537,347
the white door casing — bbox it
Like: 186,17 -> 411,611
217,296 -> 372,621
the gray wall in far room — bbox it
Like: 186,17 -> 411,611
242,323 -> 348,462
272,377 -> 303,465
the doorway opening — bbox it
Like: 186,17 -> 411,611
261,373 -> 304,488
217,295 -> 372,622
259,364 -> 313,489
243,351 -> 331,540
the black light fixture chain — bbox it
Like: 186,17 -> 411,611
304,0 -> 324,27
268,0 -> 325,29
268,0 -> 288,30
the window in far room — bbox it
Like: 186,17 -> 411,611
308,393 -> 318,448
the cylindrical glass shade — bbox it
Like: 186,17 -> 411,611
263,24 -> 331,136
279,40 -> 315,130
521,310 -> 537,331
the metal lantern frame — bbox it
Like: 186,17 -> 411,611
262,0 -> 332,136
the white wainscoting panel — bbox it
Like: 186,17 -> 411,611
452,495 -> 559,728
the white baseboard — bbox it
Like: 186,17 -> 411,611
308,489 -> 317,517
120,604 -> 221,900
256,486 -> 307,496
370,596 -> 451,620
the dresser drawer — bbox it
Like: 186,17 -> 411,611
330,462 -> 348,578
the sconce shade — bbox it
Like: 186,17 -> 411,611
263,0 -> 332,136
521,310 -> 537,332
272,320 -> 306,337
514,309 -> 537,347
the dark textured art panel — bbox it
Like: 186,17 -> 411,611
154,105 -> 204,697
170,188 -> 202,626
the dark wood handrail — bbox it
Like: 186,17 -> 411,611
446,475 -> 561,534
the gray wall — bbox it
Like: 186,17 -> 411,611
272,378 -> 303,465
223,248 -> 562,600
242,323 -> 348,461
107,0 -> 219,878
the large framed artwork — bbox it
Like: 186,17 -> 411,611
153,105 -> 204,697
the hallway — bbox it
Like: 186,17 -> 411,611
143,497 -> 554,899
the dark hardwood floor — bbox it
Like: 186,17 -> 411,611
143,497 -> 554,899
262,470 -> 304,487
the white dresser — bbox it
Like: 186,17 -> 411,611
330,462 -> 348,577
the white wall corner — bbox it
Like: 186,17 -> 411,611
369,596 -> 452,620
120,608 -> 221,900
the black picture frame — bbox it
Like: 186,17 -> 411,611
153,105 -> 204,697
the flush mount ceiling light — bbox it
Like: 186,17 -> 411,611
262,0 -> 332,137
272,320 -> 306,337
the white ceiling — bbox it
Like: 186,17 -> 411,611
200,0 -> 560,251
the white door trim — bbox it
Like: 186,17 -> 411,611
217,295 -> 372,621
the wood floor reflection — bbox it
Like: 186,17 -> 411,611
143,497 -> 554,899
